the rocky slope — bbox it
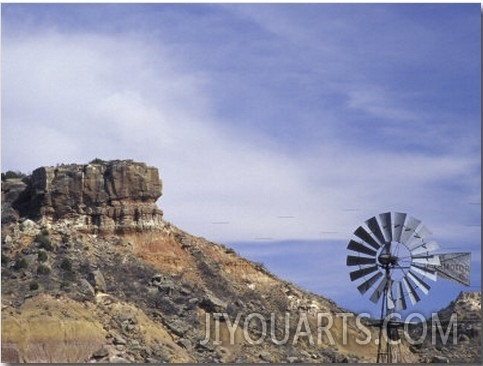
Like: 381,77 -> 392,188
407,291 -> 481,363
1,160 -> 479,363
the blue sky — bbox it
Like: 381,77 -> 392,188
1,3 -> 480,317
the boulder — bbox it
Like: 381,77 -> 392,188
113,335 -> 127,345
109,356 -> 130,363
1,179 -> 28,224
88,270 -> 107,293
431,355 -> 449,363
92,347 -> 109,359
79,279 -> 96,299
458,334 -> 470,343
177,338 -> 192,350
1,205 -> 19,224
199,294 -> 227,313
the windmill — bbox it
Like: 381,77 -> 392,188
346,212 -> 471,363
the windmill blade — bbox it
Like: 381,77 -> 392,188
353,226 -> 381,250
365,216 -> 386,245
407,225 -> 433,249
347,240 -> 377,257
410,241 -> 439,256
412,254 -> 440,266
378,212 -> 392,242
369,276 -> 387,303
400,215 -> 422,245
435,252 -> 471,286
402,277 -> 420,305
357,271 -> 383,295
350,265 -> 379,282
346,255 -> 377,266
407,271 -> 431,295
410,263 -> 437,281
415,224 -> 432,239
395,281 -> 407,311
392,212 -> 406,242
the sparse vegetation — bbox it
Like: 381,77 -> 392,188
60,280 -> 71,290
89,158 -> 107,165
37,250 -> 48,262
29,281 -> 39,291
37,264 -> 51,275
60,257 -> 76,285
62,270 -> 76,283
79,262 -> 91,275
60,258 -> 73,272
1,170 -> 26,181
60,269 -> 76,292
35,234 -> 53,251
14,257 -> 28,270
1,253 -> 9,265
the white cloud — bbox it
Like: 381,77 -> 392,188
2,26 -> 479,249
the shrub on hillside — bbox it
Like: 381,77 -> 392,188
89,158 -> 107,165
37,264 -> 51,275
60,258 -> 73,272
37,250 -> 48,262
1,170 -> 26,181
35,234 -> 53,251
14,257 -> 28,270
1,253 -> 9,266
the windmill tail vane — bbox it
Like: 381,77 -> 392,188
346,211 -> 471,363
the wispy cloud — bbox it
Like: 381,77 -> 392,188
2,4 -> 480,241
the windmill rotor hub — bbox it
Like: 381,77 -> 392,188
376,241 -> 410,271
378,252 -> 397,266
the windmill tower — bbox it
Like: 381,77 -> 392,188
346,212 -> 471,363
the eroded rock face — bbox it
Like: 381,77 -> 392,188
7,160 -> 163,233
1,178 -> 28,224
1,295 -> 107,363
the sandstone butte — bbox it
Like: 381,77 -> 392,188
1,159 -> 480,363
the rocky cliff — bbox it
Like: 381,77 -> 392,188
2,160 -> 163,233
1,160 -> 479,363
